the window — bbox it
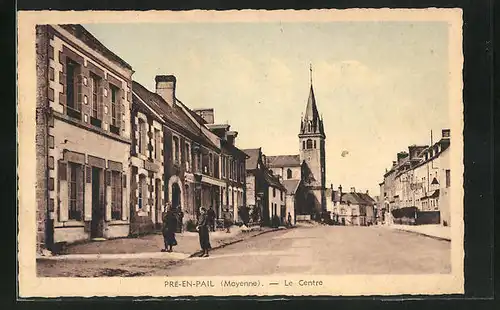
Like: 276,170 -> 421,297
110,85 -> 120,134
68,162 -> 83,221
221,156 -> 226,178
273,188 -> 276,197
445,170 -> 451,188
185,143 -> 191,170
138,119 -> 146,155
302,141 -> 306,149
240,163 -> 245,182
287,168 -> 292,179
280,191 -> 283,200
209,153 -> 213,175
172,136 -> 180,163
154,129 -> 161,160
314,140 -> 317,148
111,171 -> 122,220
90,73 -> 101,127
66,59 -> 80,119
306,139 -> 313,149
138,175 -> 146,209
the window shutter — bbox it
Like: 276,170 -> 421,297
58,161 -> 69,222
122,174 -> 127,188
84,165 -> 92,221
80,68 -> 91,122
115,89 -> 123,129
105,169 -> 111,186
76,69 -> 84,113
86,166 -> 91,183
104,82 -> 112,128
58,162 -> 67,181
77,165 -> 85,221
97,81 -> 104,121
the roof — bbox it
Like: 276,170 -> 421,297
338,192 -> 375,206
132,81 -> 218,149
58,24 -> 133,70
242,148 -> 261,170
266,155 -> 301,168
282,179 -> 301,195
221,140 -> 249,159
304,85 -> 319,122
300,84 -> 325,136
264,171 -> 286,191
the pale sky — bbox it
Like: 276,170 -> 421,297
83,21 -> 450,196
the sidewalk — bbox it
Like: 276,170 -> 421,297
384,224 -> 451,241
39,225 -> 286,260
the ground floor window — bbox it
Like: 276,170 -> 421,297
138,175 -> 146,209
111,171 -> 122,220
68,162 -> 84,221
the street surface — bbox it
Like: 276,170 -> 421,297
165,225 -> 451,276
38,225 -> 450,277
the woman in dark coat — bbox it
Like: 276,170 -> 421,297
197,207 -> 211,257
161,208 -> 178,252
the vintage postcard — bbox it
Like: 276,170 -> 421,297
17,9 -> 464,297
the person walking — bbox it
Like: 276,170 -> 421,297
197,207 -> 211,257
287,212 -> 292,227
207,206 -> 216,232
161,207 -> 178,252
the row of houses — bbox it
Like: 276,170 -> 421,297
34,24 -> 310,252
324,185 -> 376,226
378,129 -> 452,226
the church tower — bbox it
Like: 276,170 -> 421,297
299,65 -> 326,215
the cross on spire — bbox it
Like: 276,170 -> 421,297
310,63 -> 313,85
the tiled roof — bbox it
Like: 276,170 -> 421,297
337,192 -> 375,206
282,179 -> 301,195
266,155 -> 301,168
132,81 -> 216,148
242,148 -> 261,170
264,171 -> 286,191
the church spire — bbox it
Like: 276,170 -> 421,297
300,63 -> 325,137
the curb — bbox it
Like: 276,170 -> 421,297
395,228 -> 451,242
188,227 -> 286,258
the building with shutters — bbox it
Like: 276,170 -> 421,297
132,76 -> 248,231
35,24 -> 134,251
243,148 -> 287,226
379,129 -> 452,226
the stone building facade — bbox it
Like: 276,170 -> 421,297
379,129 -> 451,226
36,24 -> 134,250
132,76 -> 248,231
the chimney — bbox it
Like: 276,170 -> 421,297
193,108 -> 215,124
366,190 -> 369,195
442,129 -> 451,139
155,75 -> 176,107
397,151 -> 409,163
226,131 -> 238,146
351,187 -> 356,193
338,185 -> 343,204
330,184 -> 333,190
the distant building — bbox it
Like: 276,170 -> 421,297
328,186 -> 375,226
264,70 -> 327,221
243,148 -> 287,226
379,129 -> 451,226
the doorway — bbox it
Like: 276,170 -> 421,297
91,167 -> 104,238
